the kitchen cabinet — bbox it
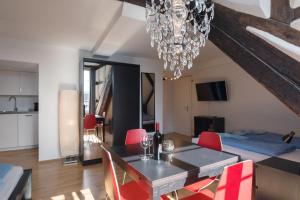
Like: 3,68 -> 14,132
0,71 -> 20,95
0,71 -> 38,96
18,113 -> 38,146
20,72 -> 38,95
0,114 -> 18,148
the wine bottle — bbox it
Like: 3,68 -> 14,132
153,122 -> 163,160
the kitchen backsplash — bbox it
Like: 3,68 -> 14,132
0,96 -> 38,111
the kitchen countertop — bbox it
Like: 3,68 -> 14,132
0,111 -> 38,114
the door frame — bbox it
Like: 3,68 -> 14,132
79,55 -> 141,165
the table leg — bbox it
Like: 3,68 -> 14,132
24,173 -> 32,199
149,187 -> 160,200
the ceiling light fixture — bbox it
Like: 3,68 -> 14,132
146,0 -> 214,78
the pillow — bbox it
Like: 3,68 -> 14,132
231,130 -> 268,136
219,132 -> 248,140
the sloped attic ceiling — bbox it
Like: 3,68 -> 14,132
208,1 -> 300,116
0,0 -> 299,114
121,0 -> 300,116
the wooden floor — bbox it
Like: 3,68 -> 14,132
84,128 -> 113,161
0,148 -> 106,200
0,133 -> 198,200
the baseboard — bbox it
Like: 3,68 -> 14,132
0,145 -> 38,152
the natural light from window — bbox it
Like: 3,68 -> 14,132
50,188 -> 95,200
84,69 -> 90,114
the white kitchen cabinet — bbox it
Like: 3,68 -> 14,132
20,72 -> 38,95
0,71 -> 20,95
0,114 -> 18,148
0,71 -> 38,96
18,113 -> 38,146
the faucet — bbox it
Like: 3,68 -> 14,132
9,96 -> 17,112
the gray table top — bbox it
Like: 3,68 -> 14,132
109,143 -> 239,187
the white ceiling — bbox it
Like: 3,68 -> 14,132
113,26 -> 157,58
0,0 -> 122,49
214,0 -> 271,18
0,59 -> 38,72
0,0 -> 269,67
290,0 -> 300,8
0,0 -> 227,60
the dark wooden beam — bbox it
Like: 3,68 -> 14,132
121,0 -> 300,46
118,0 -> 300,115
294,7 -> 300,20
209,25 -> 300,116
236,8 -> 300,47
271,0 -> 293,23
98,75 -> 112,115
145,73 -> 154,86
210,4 -> 300,116
122,0 -> 145,7
213,4 -> 300,85
270,0 -> 300,22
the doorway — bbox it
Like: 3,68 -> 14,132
81,60 -> 112,164
173,76 -> 192,136
79,57 -> 140,165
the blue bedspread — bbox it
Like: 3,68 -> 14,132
242,132 -> 300,149
0,163 -> 13,182
221,134 -> 296,156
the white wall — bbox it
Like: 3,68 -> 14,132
166,56 -> 300,135
0,37 -> 79,161
163,80 -> 174,133
0,42 -> 164,161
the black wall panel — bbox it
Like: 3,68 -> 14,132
112,64 -> 140,146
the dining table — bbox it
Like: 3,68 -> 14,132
107,137 -> 240,200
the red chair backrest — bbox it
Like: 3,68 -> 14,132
84,114 -> 97,130
198,131 -> 222,151
102,145 -> 121,200
214,160 -> 253,200
125,129 -> 147,145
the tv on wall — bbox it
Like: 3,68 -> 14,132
196,81 -> 228,101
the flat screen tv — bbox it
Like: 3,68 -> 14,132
196,81 -> 228,101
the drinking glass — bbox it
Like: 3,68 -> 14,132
140,135 -> 150,160
147,135 -> 153,157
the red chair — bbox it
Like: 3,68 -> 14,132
122,129 -> 148,184
101,145 -> 168,200
125,129 -> 147,145
198,131 -> 223,151
185,132 -> 223,192
181,160 -> 254,200
84,114 -> 98,143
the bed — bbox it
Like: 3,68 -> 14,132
142,113 -> 155,125
222,144 -> 300,162
142,113 -> 155,132
0,164 -> 32,200
192,131 -> 300,163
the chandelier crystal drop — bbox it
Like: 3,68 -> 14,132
146,0 -> 214,78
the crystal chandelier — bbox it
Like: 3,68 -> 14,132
146,0 -> 214,78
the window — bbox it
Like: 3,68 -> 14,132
84,70 -> 90,114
